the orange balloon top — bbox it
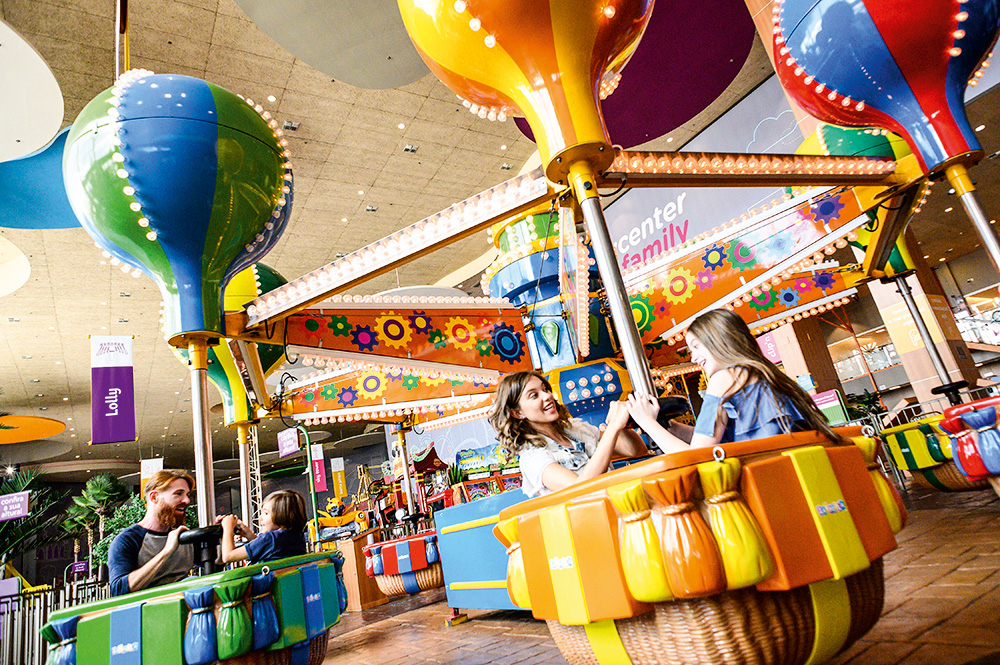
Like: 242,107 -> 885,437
397,0 -> 653,180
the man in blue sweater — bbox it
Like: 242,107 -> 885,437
108,470 -> 195,597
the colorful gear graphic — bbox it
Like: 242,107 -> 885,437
408,311 -> 433,335
727,239 -> 757,271
701,244 -> 727,270
357,373 -> 387,400
429,329 -> 447,349
794,277 -> 814,292
337,386 -> 358,407
327,315 -> 352,337
748,289 -> 779,312
491,322 -> 526,364
694,269 -> 715,291
301,390 -> 316,403
386,367 -> 404,382
349,324 -> 379,352
401,375 -> 420,390
475,338 -> 493,357
653,296 -> 671,317
778,287 -> 801,308
662,267 -> 695,305
320,385 -> 339,401
376,314 -> 412,350
813,271 -> 835,290
630,293 -> 653,334
443,317 -> 478,352
301,316 -> 324,339
810,194 -> 845,223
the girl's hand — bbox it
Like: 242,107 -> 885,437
605,400 -> 630,433
221,514 -> 237,530
627,393 -> 660,428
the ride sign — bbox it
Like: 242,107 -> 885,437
0,490 -> 29,522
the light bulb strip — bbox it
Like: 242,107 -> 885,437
246,167 -> 552,328
305,295 -> 513,310
293,393 -> 487,424
601,150 -> 895,188
747,289 -> 859,334
416,405 -> 495,431
283,346 -> 503,387
650,363 -> 701,379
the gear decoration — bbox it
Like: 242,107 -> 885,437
302,390 -> 316,403
376,314 -> 413,350
429,329 -> 448,349
475,338 -> 493,357
349,324 -> 379,352
357,373 -> 387,400
401,375 -> 420,390
491,322 -> 526,365
701,244 -> 727,270
727,239 -> 757,271
693,269 -> 715,291
302,316 -> 324,339
386,367 -> 404,382
408,311 -> 433,335
778,287 -> 801,308
337,386 -> 358,407
443,317 -> 478,352
748,289 -> 780,312
794,277 -> 814,293
813,271 -> 836,290
630,294 -> 654,334
327,315 -> 352,337
320,385 -> 339,401
653,297 -> 671,317
809,194 -> 845,224
663,267 -> 695,305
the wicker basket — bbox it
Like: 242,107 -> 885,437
218,629 -> 329,665
910,461 -> 989,491
373,562 -> 445,597
547,559 -> 884,665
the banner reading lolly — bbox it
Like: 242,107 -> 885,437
63,70 -> 292,524
771,0 -> 1000,271
396,0 -> 658,396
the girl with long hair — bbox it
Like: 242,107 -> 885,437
628,308 -> 847,450
489,371 -> 647,496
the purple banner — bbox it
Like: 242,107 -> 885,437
71,561 -> 88,574
92,365 -> 136,444
278,428 -> 300,458
0,490 -> 29,522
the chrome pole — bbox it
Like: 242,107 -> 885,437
188,340 -> 216,526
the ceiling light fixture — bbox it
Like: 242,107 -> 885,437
975,124 -> 986,132
397,123 -> 406,129
267,95 -> 276,102
403,144 -> 418,153
365,205 -> 378,212
500,163 -> 513,170
282,120 -> 299,131
357,190 -> 365,196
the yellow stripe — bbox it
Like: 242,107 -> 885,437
784,447 -> 870,579
584,620 -> 633,665
805,578 -> 851,664
439,515 -> 500,534
539,504 -> 588,625
448,581 -> 508,590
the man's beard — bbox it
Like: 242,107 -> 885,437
156,501 -> 182,529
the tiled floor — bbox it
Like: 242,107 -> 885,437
323,485 -> 1000,665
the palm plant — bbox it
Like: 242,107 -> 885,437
59,506 -> 90,564
0,469 -> 68,575
68,496 -> 100,571
83,473 -> 129,542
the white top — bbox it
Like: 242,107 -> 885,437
518,419 -> 602,497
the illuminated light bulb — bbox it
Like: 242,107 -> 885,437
957,11 -> 969,21
950,47 -> 963,56
117,169 -> 129,179
484,34 -> 496,48
454,0 -> 466,10
954,29 -> 966,39
469,17 -> 481,31
112,153 -> 125,163
603,5 -> 615,17
146,231 -> 157,241
120,264 -> 131,273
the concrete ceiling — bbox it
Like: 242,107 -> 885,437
0,0 -> 998,484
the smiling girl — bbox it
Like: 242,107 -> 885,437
490,371 -> 647,497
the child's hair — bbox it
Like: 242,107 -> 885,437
263,490 -> 307,531
489,370 -> 573,458
687,309 -> 847,444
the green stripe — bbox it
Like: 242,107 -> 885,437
917,468 -> 952,491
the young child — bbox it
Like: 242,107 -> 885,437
221,490 -> 308,564
628,308 -> 846,451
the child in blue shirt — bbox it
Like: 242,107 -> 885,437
221,490 -> 308,564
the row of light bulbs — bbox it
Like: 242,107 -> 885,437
748,296 -> 856,336
288,354 -> 500,385
247,169 -> 548,324
297,395 -> 488,426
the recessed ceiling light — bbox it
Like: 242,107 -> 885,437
48,326 -> 55,331
63,397 -> 69,401
267,94 -> 276,102
55,361 -> 62,365
358,190 -> 365,195
500,163 -> 513,170
35,393 -> 43,397
341,217 -> 348,222
365,205 -> 378,212
100,301 -> 107,305
666,137 -> 674,143
67,417 -> 72,421
75,455 -> 80,459
945,207 -> 953,212
100,326 -> 107,330
8,317 -> 20,323
39,407 -> 47,411
31,379 -> 39,382
940,257 -> 946,262
975,124 -> 986,132
282,120 -> 299,131
397,123 -> 405,129
924,255 -> 930,259
500,144 -> 507,151
403,144 -> 418,153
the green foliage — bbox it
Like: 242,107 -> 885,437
845,390 -> 883,420
91,494 -> 197,566
446,464 -> 466,486
0,469 -> 68,567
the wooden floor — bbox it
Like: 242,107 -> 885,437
321,484 -> 1000,665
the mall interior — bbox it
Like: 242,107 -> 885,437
2,0 -> 1000,664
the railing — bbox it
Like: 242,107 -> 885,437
956,315 -> 1000,346
0,580 -> 109,665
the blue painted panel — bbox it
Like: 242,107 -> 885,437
433,490 -> 528,611
0,127 -> 80,229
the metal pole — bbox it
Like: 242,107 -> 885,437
188,340 -> 216,526
297,426 -> 320,549
397,426 -> 415,516
236,422 -> 252,526
568,163 -> 657,399
947,165 -> 1000,276
894,275 -> 959,405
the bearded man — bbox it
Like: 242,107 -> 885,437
108,469 -> 195,597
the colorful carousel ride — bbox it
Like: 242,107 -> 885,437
41,549 -> 347,665
493,428 -> 904,665
879,416 -> 989,492
940,395 -> 1000,497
